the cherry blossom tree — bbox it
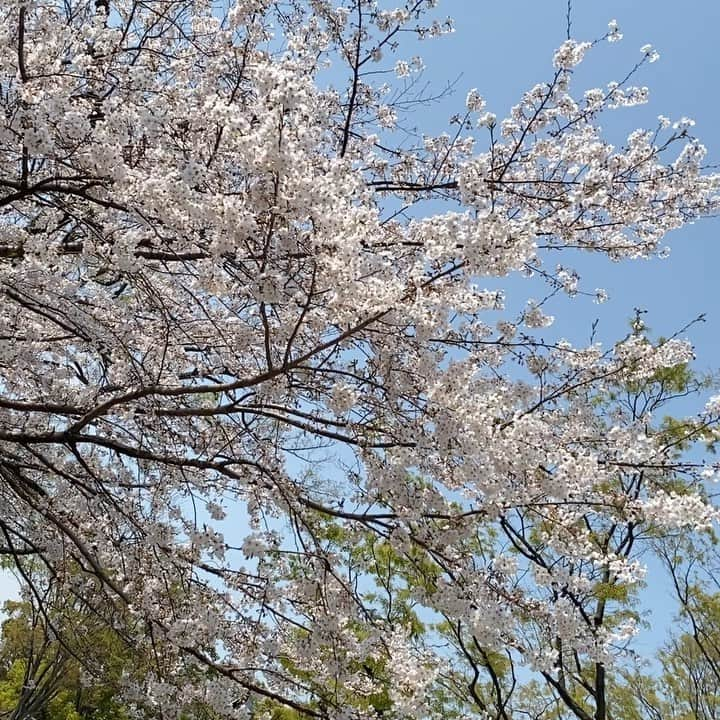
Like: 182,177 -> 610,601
1,0 -> 719,718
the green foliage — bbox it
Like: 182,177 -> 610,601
0,659 -> 26,716
0,597 -> 129,720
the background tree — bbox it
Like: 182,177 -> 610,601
0,562 -> 130,720
652,535 -> 720,720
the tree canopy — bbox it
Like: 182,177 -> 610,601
1,1 -> 720,719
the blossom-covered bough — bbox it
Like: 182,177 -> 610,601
1,0 -> 719,717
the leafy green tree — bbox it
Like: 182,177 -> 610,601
650,536 -> 720,720
0,563 -> 131,720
